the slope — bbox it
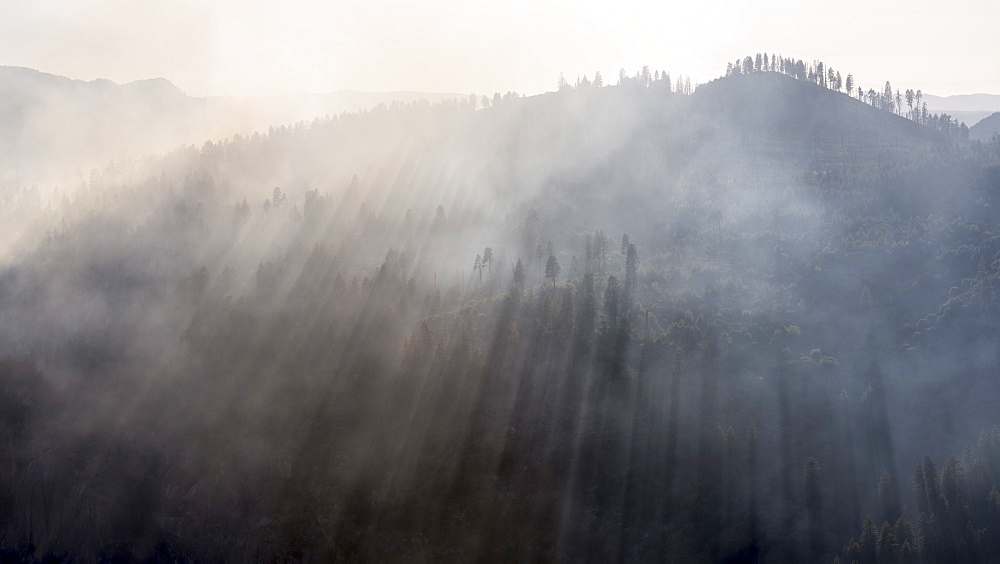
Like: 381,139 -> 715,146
971,111 -> 1000,141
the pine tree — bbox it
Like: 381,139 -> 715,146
595,230 -> 609,278
535,244 -> 545,283
433,205 -> 447,231
859,516 -> 879,563
877,472 -> 898,522
894,514 -> 915,553
513,258 -> 526,289
914,462 -> 930,515
483,247 -> 494,286
545,255 -> 561,288
584,233 -> 594,273
877,521 -> 898,562
604,275 -> 621,330
625,243 -> 639,296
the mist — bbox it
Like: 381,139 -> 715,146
2,55 -> 1000,562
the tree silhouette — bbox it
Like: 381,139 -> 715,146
432,205 -> 447,231
535,244 -> 545,283
483,247 -> 494,288
545,255 -> 561,288
625,243 -> 639,298
513,258 -> 525,289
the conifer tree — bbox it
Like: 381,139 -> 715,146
483,247 -> 494,286
545,255 -> 561,288
513,258 -> 526,289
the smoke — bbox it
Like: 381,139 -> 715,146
1,67 -> 999,560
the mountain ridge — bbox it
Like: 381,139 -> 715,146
0,65 -> 461,103
0,66 -> 462,186
924,92 -> 1000,112
0,63 -> 968,192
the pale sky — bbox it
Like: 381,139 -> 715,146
0,0 -> 997,98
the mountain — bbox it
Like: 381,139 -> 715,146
924,92 -> 1000,112
1,67 -> 999,562
0,66 -> 460,186
467,71 -> 950,239
970,111 -> 1000,141
0,66 -> 193,183
923,92 -> 1000,127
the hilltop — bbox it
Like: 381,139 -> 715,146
447,70 -> 957,248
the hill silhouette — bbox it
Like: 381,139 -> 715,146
971,111 -> 1000,141
448,71 -> 955,249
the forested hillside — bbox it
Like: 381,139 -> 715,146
972,112 -> 1000,141
2,66 -> 1000,562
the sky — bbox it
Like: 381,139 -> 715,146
0,0 -> 997,98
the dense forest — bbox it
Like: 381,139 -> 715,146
2,62 -> 1000,562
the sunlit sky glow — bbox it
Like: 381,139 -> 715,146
1,0 -> 997,98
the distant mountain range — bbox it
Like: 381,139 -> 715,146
922,93 -> 1000,132
0,66 -> 460,186
923,93 -> 1000,112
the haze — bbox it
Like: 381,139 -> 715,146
4,3 -> 1000,563
2,0 -> 998,97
